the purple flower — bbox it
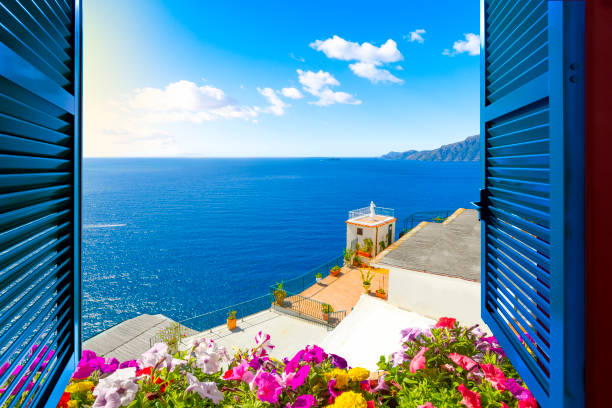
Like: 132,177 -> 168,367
400,327 -> 424,343
504,378 -> 533,400
302,345 -> 327,364
119,360 -> 139,369
293,394 -> 317,408
253,371 -> 283,404
286,365 -> 310,390
373,372 -> 389,392
72,363 -> 95,379
327,378 -> 342,398
329,354 -> 347,369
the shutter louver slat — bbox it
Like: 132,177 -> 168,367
0,0 -> 79,403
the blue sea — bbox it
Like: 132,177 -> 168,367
83,158 -> 480,339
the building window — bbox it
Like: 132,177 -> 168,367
357,228 -> 363,235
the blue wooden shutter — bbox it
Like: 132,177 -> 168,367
0,0 -> 81,406
480,1 -> 584,407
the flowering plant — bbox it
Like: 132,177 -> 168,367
54,318 -> 536,408
379,317 -> 538,408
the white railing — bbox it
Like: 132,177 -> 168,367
348,206 -> 394,219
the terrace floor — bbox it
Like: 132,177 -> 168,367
299,265 -> 389,314
181,309 -> 328,359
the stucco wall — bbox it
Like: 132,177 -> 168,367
383,265 -> 487,329
347,222 -> 396,256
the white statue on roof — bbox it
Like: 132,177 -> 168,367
370,201 -> 376,219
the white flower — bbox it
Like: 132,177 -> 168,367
185,372 -> 224,404
137,343 -> 168,368
193,339 -> 229,373
93,367 -> 138,408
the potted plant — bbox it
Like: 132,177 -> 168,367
321,303 -> 334,321
375,288 -> 387,299
358,238 -> 373,258
361,270 -> 373,294
227,310 -> 237,330
330,265 -> 341,277
315,272 -> 323,283
343,248 -> 355,267
379,241 -> 387,252
274,281 -> 286,306
353,253 -> 362,267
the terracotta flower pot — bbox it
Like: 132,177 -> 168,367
227,318 -> 237,330
375,291 -> 387,299
357,251 -> 371,258
330,268 -> 341,277
274,291 -> 286,305
323,313 -> 329,321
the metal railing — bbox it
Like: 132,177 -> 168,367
150,255 -> 347,345
270,254 -> 344,295
348,206 -> 395,220
178,293 -> 274,333
272,291 -> 347,330
400,210 -> 454,237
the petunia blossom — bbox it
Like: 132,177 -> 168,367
518,395 -> 538,408
302,345 -> 327,364
504,378 -> 533,400
435,317 -> 456,329
285,350 -> 305,374
194,340 -> 228,374
449,353 -> 478,371
284,365 -> 310,390
410,347 -> 429,373
185,372 -> 224,404
137,343 -> 169,369
293,394 -> 317,408
480,363 -> 507,391
253,370 -> 283,403
457,384 -> 481,408
373,372 -> 389,392
92,367 -> 138,408
254,331 -> 275,357
329,353 -> 347,369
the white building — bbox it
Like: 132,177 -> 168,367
346,202 -> 396,257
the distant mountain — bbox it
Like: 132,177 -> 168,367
381,135 -> 480,162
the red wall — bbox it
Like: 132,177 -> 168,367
585,0 -> 612,406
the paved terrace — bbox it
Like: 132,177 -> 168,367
298,265 -> 389,314
180,310 -> 328,359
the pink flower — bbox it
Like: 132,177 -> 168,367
290,365 -> 310,390
72,363 -> 95,379
448,353 -> 478,371
518,395 -> 538,408
504,378 -> 532,400
418,403 -> 437,408
286,350 -> 306,373
457,384 -> 481,408
253,370 -> 283,403
410,347 -> 429,373
480,363 -> 506,391
435,317 -> 456,329
302,345 -> 327,364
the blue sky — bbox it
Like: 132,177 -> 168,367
84,0 -> 480,157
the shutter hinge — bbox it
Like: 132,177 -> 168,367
471,188 -> 488,221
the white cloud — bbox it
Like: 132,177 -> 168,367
349,62 -> 403,84
443,33 -> 481,57
297,69 -> 361,106
309,35 -> 404,84
406,29 -> 426,43
257,87 -> 287,116
128,80 -> 293,124
281,87 -> 304,99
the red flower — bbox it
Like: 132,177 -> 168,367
136,366 -> 152,377
367,400 -> 375,408
223,369 -> 234,379
57,392 -> 70,408
435,317 -> 456,329
360,381 -> 371,392
457,384 -> 481,408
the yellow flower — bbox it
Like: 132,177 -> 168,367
66,381 -> 94,394
332,391 -> 367,408
67,401 -> 78,408
325,369 -> 349,389
348,367 -> 370,382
